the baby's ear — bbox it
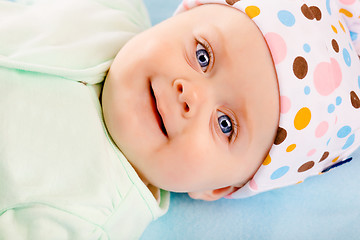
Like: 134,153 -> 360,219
188,186 -> 240,201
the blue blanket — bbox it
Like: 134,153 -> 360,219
141,0 -> 360,239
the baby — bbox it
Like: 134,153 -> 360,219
102,1 -> 280,201
0,0 -> 359,239
103,0 -> 360,201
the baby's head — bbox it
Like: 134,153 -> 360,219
102,2 -> 280,200
102,0 -> 360,200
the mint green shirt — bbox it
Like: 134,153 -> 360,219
0,0 -> 169,239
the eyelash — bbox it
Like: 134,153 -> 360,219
195,39 -> 214,72
217,110 -> 239,143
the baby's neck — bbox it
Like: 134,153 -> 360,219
147,184 -> 160,204
132,165 -> 161,203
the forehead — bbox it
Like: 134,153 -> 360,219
176,4 -> 253,33
174,4 -> 262,60
183,5 -> 279,150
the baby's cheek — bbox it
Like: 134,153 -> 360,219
166,152 -> 207,186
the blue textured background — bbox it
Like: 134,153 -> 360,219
141,1 -> 360,239
144,0 -> 182,25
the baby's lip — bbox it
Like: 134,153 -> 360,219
150,82 -> 168,137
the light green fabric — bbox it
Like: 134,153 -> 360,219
0,0 -> 169,239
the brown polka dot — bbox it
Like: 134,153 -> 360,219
226,0 -> 240,5
350,91 -> 360,109
319,151 -> 329,162
298,161 -> 315,172
274,127 -> 287,145
332,39 -> 339,53
301,4 -> 322,21
301,4 -> 314,20
293,56 -> 308,79
310,6 -> 322,20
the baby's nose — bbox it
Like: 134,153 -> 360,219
173,79 -> 200,118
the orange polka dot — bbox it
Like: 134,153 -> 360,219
339,8 -> 353,18
339,20 -> 345,32
332,156 -> 340,163
263,154 -> 271,165
331,25 -> 338,33
245,6 -> 260,19
296,181 -> 303,184
286,144 -> 296,152
294,107 -> 311,130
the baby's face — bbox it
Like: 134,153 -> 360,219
102,4 -> 279,195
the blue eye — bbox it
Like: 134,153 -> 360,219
196,43 -> 210,72
218,114 -> 233,135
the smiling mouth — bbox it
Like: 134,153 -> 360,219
150,83 -> 168,137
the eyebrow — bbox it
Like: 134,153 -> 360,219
197,23 -> 226,71
210,24 -> 227,58
206,24 -> 244,145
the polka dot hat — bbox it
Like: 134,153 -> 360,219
175,0 -> 360,198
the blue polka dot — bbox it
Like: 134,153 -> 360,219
271,166 -> 290,180
278,10 -> 295,27
358,76 -> 360,89
328,104 -> 335,113
303,44 -> 311,53
336,96 -> 342,106
342,134 -> 355,150
304,86 -> 311,95
327,138 -> 331,146
350,31 -> 358,41
326,0 -> 331,15
337,126 -> 351,138
343,48 -> 351,67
